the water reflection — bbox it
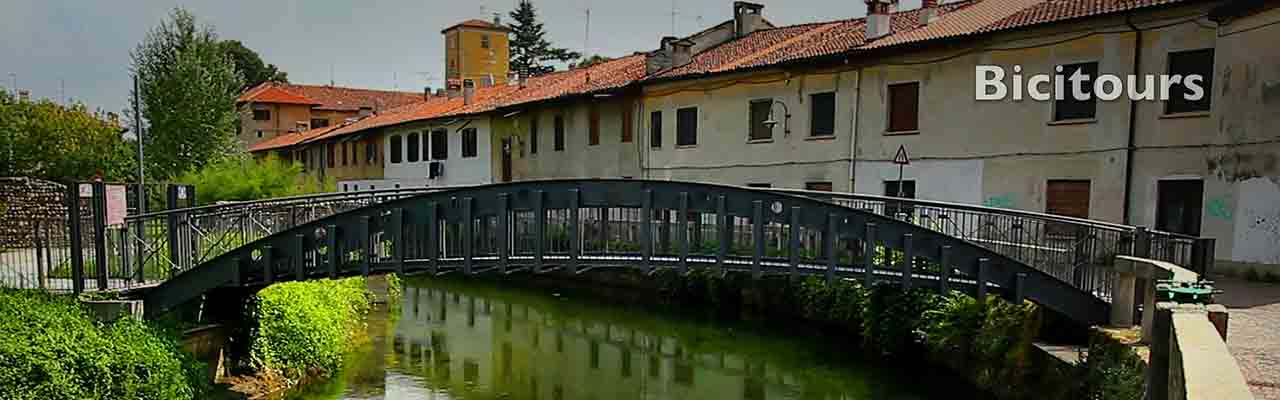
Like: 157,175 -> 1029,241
291,278 -> 979,400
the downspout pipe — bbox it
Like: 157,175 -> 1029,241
849,64 -> 863,192
1122,14 -> 1142,225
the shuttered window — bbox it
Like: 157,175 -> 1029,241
588,105 -> 600,146
1166,49 -> 1214,114
462,128 -> 478,158
749,99 -> 772,141
676,107 -> 698,146
1053,62 -> 1098,121
407,132 -> 420,162
810,92 -> 836,137
390,135 -> 402,164
649,111 -> 663,148
554,115 -> 565,151
530,115 -> 539,154
431,129 -> 448,160
1046,180 -> 1091,236
621,105 -> 633,143
887,82 -> 919,133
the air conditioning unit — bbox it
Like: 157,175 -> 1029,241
428,161 -> 445,179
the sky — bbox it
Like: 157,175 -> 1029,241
0,0 -> 922,114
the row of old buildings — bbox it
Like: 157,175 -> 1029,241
235,0 -> 1280,271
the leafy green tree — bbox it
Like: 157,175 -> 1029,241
508,0 -> 581,76
178,154 -> 331,204
220,40 -> 288,91
0,91 -> 134,181
131,8 -> 242,180
575,54 -> 613,69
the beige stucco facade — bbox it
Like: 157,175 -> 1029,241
491,97 -> 644,182
641,70 -> 859,191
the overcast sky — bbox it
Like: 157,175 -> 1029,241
1,0 -> 922,114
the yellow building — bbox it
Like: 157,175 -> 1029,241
443,19 -> 512,86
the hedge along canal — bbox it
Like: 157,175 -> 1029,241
261,268 -> 1146,400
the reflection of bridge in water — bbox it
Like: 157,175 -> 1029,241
383,281 -> 946,400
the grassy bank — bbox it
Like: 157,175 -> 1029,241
0,289 -> 207,399
652,270 -> 1146,400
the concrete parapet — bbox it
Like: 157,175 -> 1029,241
1148,302 -> 1252,400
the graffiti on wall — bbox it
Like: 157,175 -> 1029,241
1206,196 -> 1234,221
983,193 -> 1017,209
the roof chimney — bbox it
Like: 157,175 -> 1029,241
865,0 -> 895,40
446,80 -> 462,99
919,0 -> 940,25
423,86 -> 432,100
17,89 -> 30,102
462,79 -> 476,106
734,2 -> 766,37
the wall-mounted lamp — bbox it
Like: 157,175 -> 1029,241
761,100 -> 792,135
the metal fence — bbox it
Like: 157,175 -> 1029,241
2,181 -> 1215,298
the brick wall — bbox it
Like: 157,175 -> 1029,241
0,177 -> 73,248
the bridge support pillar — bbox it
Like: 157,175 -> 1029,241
1110,270 -> 1137,327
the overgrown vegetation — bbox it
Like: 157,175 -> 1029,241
0,289 -> 207,399
246,278 -> 372,380
178,155 -> 331,204
653,270 -> 1145,399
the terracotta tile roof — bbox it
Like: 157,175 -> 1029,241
442,19 -> 512,33
245,123 -> 342,153
238,82 -> 425,112
980,0 -> 1192,32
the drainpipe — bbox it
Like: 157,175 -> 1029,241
849,64 -> 863,191
1122,14 -> 1142,225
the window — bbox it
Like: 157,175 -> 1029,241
805,182 -> 833,192
676,107 -> 698,146
431,129 -> 448,159
553,115 -> 565,151
530,115 -> 539,154
1053,62 -> 1098,121
341,142 -> 348,166
1166,49 -> 1214,114
390,135 -> 403,164
365,140 -> 376,164
810,92 -> 836,137
621,105 -> 633,143
749,99 -> 773,141
746,183 -> 772,188
407,132 -> 421,162
883,180 -> 916,217
887,82 -> 920,133
256,130 -> 263,138
588,105 -> 600,146
252,109 -> 270,121
1046,180 -> 1092,236
300,151 -> 308,170
462,128 -> 478,158
326,143 -> 335,168
649,111 -> 663,148
310,118 -> 329,129
481,34 -> 491,49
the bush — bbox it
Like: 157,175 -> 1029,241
1078,331 -> 1146,400
860,284 -> 940,355
178,154 -> 332,205
248,278 -> 371,379
0,289 -> 205,399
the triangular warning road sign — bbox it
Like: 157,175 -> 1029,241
892,145 -> 911,165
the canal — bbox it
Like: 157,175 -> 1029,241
286,277 -> 982,400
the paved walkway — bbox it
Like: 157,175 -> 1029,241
1216,276 -> 1280,400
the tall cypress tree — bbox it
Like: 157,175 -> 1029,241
508,0 -> 581,76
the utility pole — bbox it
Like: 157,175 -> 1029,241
133,75 -> 147,212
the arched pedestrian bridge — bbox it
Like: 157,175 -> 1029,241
133,179 -> 1210,326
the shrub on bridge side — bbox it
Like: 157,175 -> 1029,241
0,289 -> 206,400
247,277 -> 371,380
178,154 -> 333,204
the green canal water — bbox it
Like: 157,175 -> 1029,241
286,278 -> 982,400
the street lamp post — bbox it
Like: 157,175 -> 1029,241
760,100 -> 792,136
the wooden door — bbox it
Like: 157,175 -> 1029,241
1046,180 -> 1091,236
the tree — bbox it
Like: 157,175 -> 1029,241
0,91 -> 134,181
177,154 -> 331,204
220,40 -> 288,91
131,8 -> 242,180
575,54 -> 613,69
508,0 -> 581,76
